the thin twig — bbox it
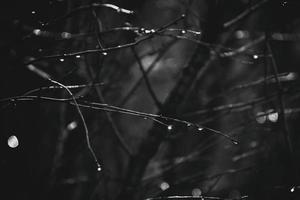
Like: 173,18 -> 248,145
25,64 -> 102,171
1,95 -> 237,144
266,42 -> 293,155
24,14 -> 185,65
88,9 -> 133,155
45,3 -> 134,27
145,195 -> 248,200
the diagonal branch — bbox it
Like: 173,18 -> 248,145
131,47 -> 162,110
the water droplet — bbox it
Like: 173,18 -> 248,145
187,123 -> 192,127
75,55 -> 81,58
59,58 -> 64,62
167,125 -> 173,131
97,166 -> 102,172
159,182 -> 170,191
232,140 -> 238,145
181,30 -> 186,34
31,11 -> 36,14
8,135 -> 19,148
102,52 -> 107,56
197,127 -> 204,131
290,186 -> 295,193
253,55 -> 259,59
67,121 -> 77,131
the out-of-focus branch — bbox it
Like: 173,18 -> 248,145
223,0 -> 270,28
87,7 -> 133,156
131,47 -> 162,109
220,35 -> 265,57
119,39 -> 177,107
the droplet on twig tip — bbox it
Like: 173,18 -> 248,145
167,125 -> 173,131
290,186 -> 295,193
232,140 -> 239,145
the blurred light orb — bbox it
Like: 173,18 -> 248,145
67,121 -> 78,131
286,72 -> 297,81
235,30 -> 249,39
33,29 -> 41,36
268,112 -> 278,122
61,32 -> 71,39
159,181 -> 170,191
8,135 -> 19,148
256,112 -> 266,124
192,188 -> 202,197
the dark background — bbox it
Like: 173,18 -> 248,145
1,0 -> 300,200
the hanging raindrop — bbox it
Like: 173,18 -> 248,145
290,186 -> 295,193
197,127 -> 204,131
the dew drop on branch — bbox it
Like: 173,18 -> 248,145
197,127 -> 204,131
167,125 -> 173,131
